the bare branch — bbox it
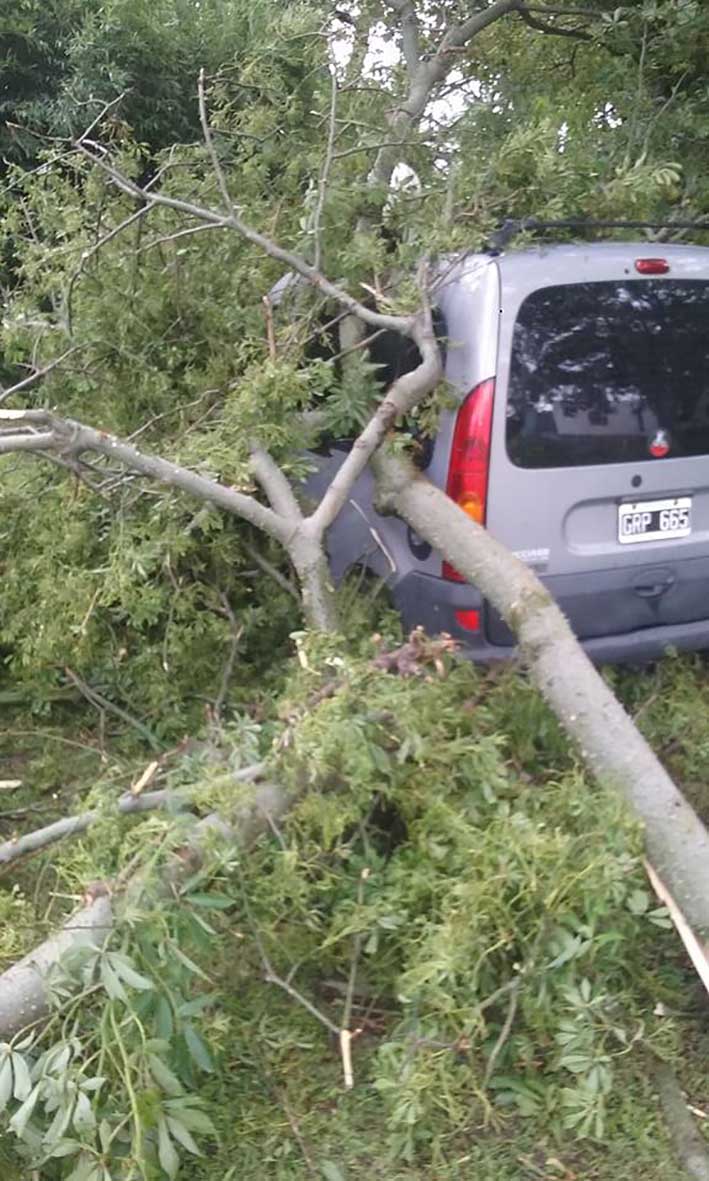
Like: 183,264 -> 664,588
312,67 -> 338,273
307,268 -> 441,538
517,3 -> 591,39
654,1061 -> 709,1181
198,67 -> 234,212
250,445 -> 304,522
0,790 -> 180,867
524,3 -> 600,14
0,432 -> 55,454
385,0 -> 422,77
436,0 -> 521,62
75,142 -> 411,336
372,449 -> 709,936
0,347 -> 81,407
0,409 -> 294,545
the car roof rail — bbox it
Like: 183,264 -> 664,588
485,216 -> 709,255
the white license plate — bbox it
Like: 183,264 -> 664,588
618,497 -> 692,544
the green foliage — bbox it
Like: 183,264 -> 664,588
3,5 -> 709,1172
0,644 -> 705,1177
3,0 -> 709,729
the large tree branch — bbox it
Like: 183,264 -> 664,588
0,410 -> 293,545
373,451 -> 709,937
517,4 -> 592,39
385,0 -> 422,76
250,444 -> 304,522
307,308 -> 441,536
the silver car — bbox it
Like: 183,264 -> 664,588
307,242 -> 709,662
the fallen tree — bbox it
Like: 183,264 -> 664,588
2,1 -> 709,1172
374,452 -> 709,936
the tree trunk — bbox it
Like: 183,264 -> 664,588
374,452 -> 709,936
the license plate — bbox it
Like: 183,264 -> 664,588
618,497 -> 691,544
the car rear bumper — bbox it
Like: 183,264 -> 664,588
392,570 -> 709,665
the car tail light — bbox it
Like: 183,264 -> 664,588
442,378 -> 495,582
635,258 -> 669,275
454,608 -> 481,632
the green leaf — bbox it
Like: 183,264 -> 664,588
164,1099 -> 216,1136
0,1055 -> 13,1112
321,1163 -> 346,1181
158,1115 -> 180,1179
9,1082 -> 40,1138
166,1114 -> 201,1155
178,995 -> 216,1018
148,1054 -> 184,1097
170,945 -> 212,982
156,995 -> 175,1042
73,1090 -> 96,1135
183,1025 -> 214,1073
47,1138 -> 82,1158
100,958 -> 127,1003
627,888 -> 650,916
11,1052 -> 32,1101
185,892 -> 234,910
66,1153 -> 101,1181
106,953 -> 154,992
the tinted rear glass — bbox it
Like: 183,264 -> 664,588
506,279 -> 709,468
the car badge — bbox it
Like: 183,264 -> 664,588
649,430 -> 670,458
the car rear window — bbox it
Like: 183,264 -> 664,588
506,279 -> 709,468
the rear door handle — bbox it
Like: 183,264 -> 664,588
633,571 -> 676,598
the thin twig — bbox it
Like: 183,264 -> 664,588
64,208 -> 149,333
242,541 -> 300,601
482,983 -> 519,1087
263,965 -> 340,1035
214,594 -> 243,718
0,348 -> 81,407
76,92 -> 129,147
342,867 -> 369,1034
198,68 -> 234,212
63,667 -> 163,752
262,295 -> 277,361
234,861 -> 340,1036
138,222 -> 226,253
340,866 -> 370,1089
313,67 -> 338,273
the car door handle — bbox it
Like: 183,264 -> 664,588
633,571 -> 675,598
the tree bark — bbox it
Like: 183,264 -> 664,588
654,1062 -> 709,1181
374,452 -> 709,936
